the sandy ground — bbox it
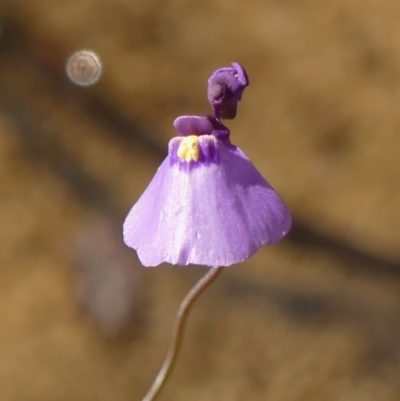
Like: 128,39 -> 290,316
0,1 -> 400,400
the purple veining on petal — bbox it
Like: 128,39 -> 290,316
169,135 -> 220,171
168,137 -> 183,165
207,62 -> 249,119
123,138 -> 291,267
199,135 -> 220,165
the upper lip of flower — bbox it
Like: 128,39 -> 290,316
173,115 -> 230,142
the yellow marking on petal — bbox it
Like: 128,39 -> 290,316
177,135 -> 200,162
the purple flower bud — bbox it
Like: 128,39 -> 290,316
123,115 -> 291,267
207,62 -> 249,119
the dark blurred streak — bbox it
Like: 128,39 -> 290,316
224,276 -> 338,325
0,82 -> 119,217
0,81 -> 148,336
223,273 -> 400,370
77,96 -> 166,160
287,222 -> 400,277
0,19 -> 166,159
1,17 -> 400,281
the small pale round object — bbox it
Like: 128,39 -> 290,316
66,50 -> 102,86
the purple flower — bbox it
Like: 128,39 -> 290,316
207,62 -> 249,119
123,116 -> 291,267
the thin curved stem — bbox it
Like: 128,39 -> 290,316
142,266 -> 224,401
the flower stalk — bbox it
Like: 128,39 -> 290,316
142,266 -> 224,401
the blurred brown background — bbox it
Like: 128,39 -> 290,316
0,0 -> 400,400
